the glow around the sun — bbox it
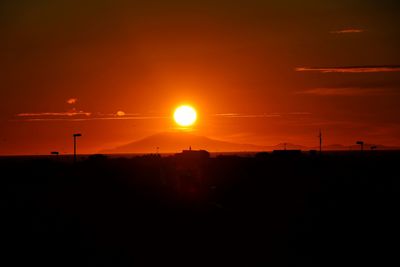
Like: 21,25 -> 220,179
173,105 -> 197,127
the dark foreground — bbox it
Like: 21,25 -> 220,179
1,151 -> 399,266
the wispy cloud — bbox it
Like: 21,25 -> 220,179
214,113 -> 281,118
19,116 -> 167,122
66,98 -> 78,104
297,87 -> 398,96
17,110 -> 312,122
214,112 -> 311,118
17,110 -> 91,117
15,109 -> 166,122
330,28 -> 365,34
295,65 -> 400,73
287,112 -> 312,115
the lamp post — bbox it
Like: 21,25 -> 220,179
356,141 -> 364,152
73,133 -> 82,163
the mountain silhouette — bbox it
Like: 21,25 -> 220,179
321,143 -> 399,151
101,132 -> 399,154
274,143 -> 309,150
102,132 -> 270,154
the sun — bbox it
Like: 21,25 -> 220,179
174,105 -> 197,127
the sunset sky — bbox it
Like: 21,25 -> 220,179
1,0 -> 400,155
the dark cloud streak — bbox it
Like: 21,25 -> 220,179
297,87 -> 399,96
330,28 -> 365,34
296,65 -> 400,73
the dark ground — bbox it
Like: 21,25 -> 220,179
1,151 -> 399,266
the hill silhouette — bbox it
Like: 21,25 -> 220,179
102,132 -> 399,154
322,143 -> 399,151
102,132 -> 270,153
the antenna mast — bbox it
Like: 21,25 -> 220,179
318,129 -> 322,154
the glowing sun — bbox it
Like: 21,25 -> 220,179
174,105 -> 197,127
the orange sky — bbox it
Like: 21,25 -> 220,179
1,0 -> 400,155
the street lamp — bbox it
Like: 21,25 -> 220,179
356,141 -> 364,152
73,133 -> 82,163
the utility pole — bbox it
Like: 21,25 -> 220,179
73,133 -> 82,163
318,129 -> 322,154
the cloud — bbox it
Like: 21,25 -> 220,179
116,111 -> 126,117
17,110 -> 91,117
330,28 -> 365,34
214,112 -> 311,118
18,116 -> 167,122
16,110 -> 312,122
287,112 -> 312,115
297,87 -> 397,96
15,109 -> 166,122
214,113 -> 281,118
295,65 -> 400,73
66,98 -> 78,104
